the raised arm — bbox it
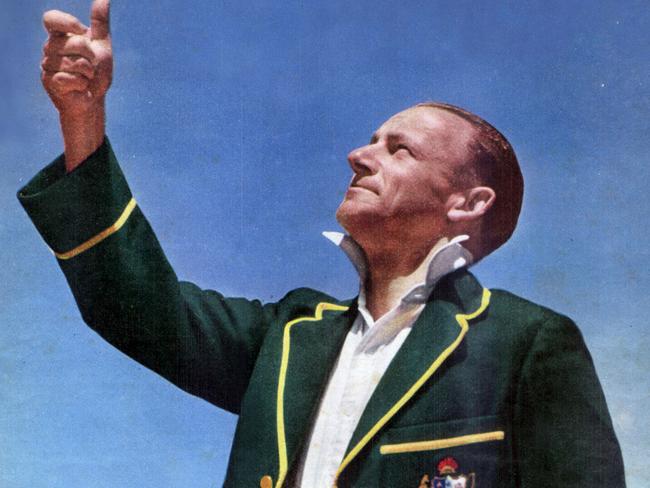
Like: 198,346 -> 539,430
41,0 -> 112,170
22,0 -> 282,414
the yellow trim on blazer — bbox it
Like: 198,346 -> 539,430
380,430 -> 505,455
334,288 -> 491,484
54,198 -> 137,260
275,302 -> 350,488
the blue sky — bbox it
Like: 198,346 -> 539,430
1,1 -> 649,486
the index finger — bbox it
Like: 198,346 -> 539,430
43,10 -> 88,36
90,0 -> 111,40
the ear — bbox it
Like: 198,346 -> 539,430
446,186 -> 496,222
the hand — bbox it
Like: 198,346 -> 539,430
41,0 -> 112,116
40,0 -> 112,171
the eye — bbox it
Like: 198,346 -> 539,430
395,144 -> 413,155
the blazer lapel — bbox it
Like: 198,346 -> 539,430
275,300 -> 357,485
336,270 -> 490,481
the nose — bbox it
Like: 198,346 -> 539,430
347,144 -> 378,176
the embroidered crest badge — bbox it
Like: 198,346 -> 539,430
420,457 -> 476,488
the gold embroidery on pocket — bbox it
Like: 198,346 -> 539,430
380,430 -> 505,455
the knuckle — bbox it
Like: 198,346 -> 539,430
50,73 -> 64,86
66,35 -> 83,49
43,37 -> 62,54
76,58 -> 94,74
68,37 -> 93,56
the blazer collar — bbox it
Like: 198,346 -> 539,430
273,271 -> 489,486
322,232 -> 474,301
335,269 -> 490,482
275,299 -> 357,486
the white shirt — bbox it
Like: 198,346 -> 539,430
296,233 -> 473,488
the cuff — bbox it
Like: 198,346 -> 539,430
17,137 -> 135,258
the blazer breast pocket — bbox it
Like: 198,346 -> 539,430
379,415 -> 511,487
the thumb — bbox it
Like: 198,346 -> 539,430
90,0 -> 110,40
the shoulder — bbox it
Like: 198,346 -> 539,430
487,288 -> 572,326
270,286 -> 354,316
481,288 -> 586,352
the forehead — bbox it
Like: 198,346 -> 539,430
377,107 -> 475,161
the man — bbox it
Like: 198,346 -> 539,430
19,1 -> 625,486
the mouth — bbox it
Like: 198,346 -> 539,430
350,178 -> 379,195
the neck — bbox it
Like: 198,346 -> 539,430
363,236 -> 449,319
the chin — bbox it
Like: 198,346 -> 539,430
335,203 -> 353,231
336,201 -> 384,237
336,202 -> 364,233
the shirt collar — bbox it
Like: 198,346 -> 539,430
322,231 -> 474,306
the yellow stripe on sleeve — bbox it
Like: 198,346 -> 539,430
54,198 -> 137,260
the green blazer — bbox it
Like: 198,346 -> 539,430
19,140 -> 625,487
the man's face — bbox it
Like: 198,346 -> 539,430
336,107 -> 475,242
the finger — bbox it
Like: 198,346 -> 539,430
41,55 -> 95,80
90,0 -> 110,40
43,10 -> 88,36
42,70 -> 90,95
44,35 -> 95,62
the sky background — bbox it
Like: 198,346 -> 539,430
1,1 -> 649,486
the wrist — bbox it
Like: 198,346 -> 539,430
59,100 -> 106,172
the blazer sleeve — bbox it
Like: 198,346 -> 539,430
17,138 -> 277,414
513,315 -> 626,486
